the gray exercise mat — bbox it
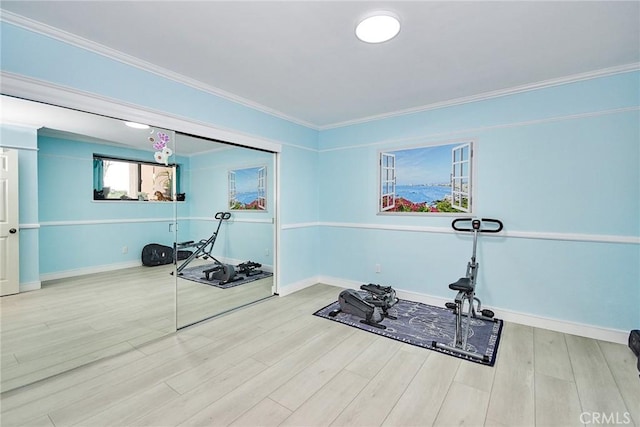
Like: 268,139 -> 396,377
314,294 -> 503,366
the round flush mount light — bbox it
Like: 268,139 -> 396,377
124,121 -> 150,130
355,12 -> 400,43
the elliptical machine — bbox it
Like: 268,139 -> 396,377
433,218 -> 503,362
329,284 -> 399,329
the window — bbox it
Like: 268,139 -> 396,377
228,166 -> 267,211
378,141 -> 473,214
93,155 -> 177,201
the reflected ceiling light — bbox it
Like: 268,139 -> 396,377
124,121 -> 150,129
355,12 -> 400,43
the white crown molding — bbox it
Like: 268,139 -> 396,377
0,71 -> 283,153
320,63 -> 640,130
3,10 -> 638,131
0,10 -> 318,130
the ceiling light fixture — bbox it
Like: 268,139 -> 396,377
355,12 -> 400,44
124,121 -> 150,130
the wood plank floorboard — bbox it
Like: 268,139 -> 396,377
1,283 -> 638,427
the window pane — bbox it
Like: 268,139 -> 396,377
103,161 -> 131,199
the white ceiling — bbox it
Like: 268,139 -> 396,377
1,1 -> 639,129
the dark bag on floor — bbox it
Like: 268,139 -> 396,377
629,330 -> 640,373
629,330 -> 640,357
141,244 -> 173,266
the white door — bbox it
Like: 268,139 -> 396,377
0,149 -> 19,296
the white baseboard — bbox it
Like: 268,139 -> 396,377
19,281 -> 42,292
303,275 -> 630,345
277,275 -> 322,296
40,261 -> 143,282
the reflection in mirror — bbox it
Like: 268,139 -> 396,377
0,95 -> 177,392
174,133 -> 275,328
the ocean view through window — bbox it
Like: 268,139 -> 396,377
378,141 -> 473,214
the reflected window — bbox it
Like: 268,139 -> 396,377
93,155 -> 178,201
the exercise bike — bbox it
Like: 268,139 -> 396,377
432,217 -> 503,362
173,212 -> 237,283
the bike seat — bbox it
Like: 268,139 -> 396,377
449,277 -> 473,292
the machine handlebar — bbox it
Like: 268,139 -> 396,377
215,211 -> 232,220
452,218 -> 503,233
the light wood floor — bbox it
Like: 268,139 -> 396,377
1,284 -> 638,427
0,264 -> 273,393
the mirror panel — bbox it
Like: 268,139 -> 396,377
0,95 -> 177,392
0,95 -> 278,391
175,133 -> 275,328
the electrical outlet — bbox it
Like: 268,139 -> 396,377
122,246 -> 128,254
265,248 -> 270,257
375,263 -> 381,273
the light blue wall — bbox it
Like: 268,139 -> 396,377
2,20 -> 638,333
317,72 -> 640,332
1,20 -> 320,289
185,145 -> 275,267
0,125 -> 40,286
38,136 -> 181,274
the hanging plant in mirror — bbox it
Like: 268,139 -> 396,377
150,130 -> 173,165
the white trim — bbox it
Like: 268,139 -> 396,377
39,218 -> 174,227
315,276 -> 629,344
503,230 -> 639,245
0,11 -> 317,130
0,72 -> 283,154
321,64 -> 640,130
277,275 -> 322,297
280,221 -> 639,245
319,106 -> 640,153
3,11 -> 637,131
19,223 -> 40,229
281,222 -> 322,230
189,217 -> 273,224
19,281 -> 41,292
40,260 -> 142,281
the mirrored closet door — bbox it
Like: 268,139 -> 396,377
0,95 -> 178,392
174,133 -> 276,328
0,94 -> 278,392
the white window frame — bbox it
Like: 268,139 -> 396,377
379,152 -> 396,211
377,140 -> 475,215
228,170 -> 237,206
451,142 -> 472,213
257,167 -> 266,210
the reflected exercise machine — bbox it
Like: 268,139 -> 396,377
174,211 -> 237,284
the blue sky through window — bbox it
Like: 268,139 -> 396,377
394,144 -> 451,185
